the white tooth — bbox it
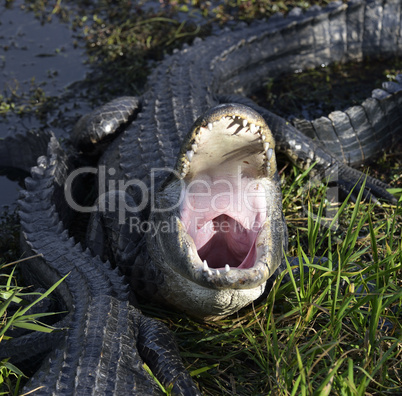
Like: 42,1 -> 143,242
216,270 -> 220,276
186,150 -> 194,162
263,142 -> 270,151
225,264 -> 230,273
232,115 -> 236,119
261,134 -> 265,140
267,148 -> 273,160
180,171 -> 186,178
242,119 -> 248,127
208,269 -> 213,276
203,260 -> 208,272
250,124 -> 257,133
208,123 -> 213,131
191,143 -> 197,152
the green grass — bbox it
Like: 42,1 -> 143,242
6,180 -> 400,393
144,158 -> 402,395
0,258 -> 67,395
1,1 -> 401,394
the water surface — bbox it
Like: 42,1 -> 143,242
0,1 -> 90,207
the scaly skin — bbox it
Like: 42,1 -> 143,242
0,0 -> 401,394
87,0 -> 401,318
0,138 -> 200,395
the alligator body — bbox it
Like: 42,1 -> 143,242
0,0 -> 401,394
1,139 -> 200,395
83,0 -> 401,319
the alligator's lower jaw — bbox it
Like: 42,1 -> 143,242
151,254 -> 268,320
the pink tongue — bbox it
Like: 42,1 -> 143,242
197,215 -> 257,269
180,173 -> 266,269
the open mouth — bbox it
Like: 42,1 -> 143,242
180,163 -> 267,272
196,214 -> 259,271
170,103 -> 283,289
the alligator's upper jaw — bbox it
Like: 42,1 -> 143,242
151,103 -> 283,293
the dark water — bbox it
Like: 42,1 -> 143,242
1,5 -> 86,99
0,177 -> 20,207
254,57 -> 401,121
0,1 -> 90,207
0,0 -> 210,209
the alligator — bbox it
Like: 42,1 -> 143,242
0,0 -> 401,394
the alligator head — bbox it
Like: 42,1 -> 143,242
147,104 -> 287,320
